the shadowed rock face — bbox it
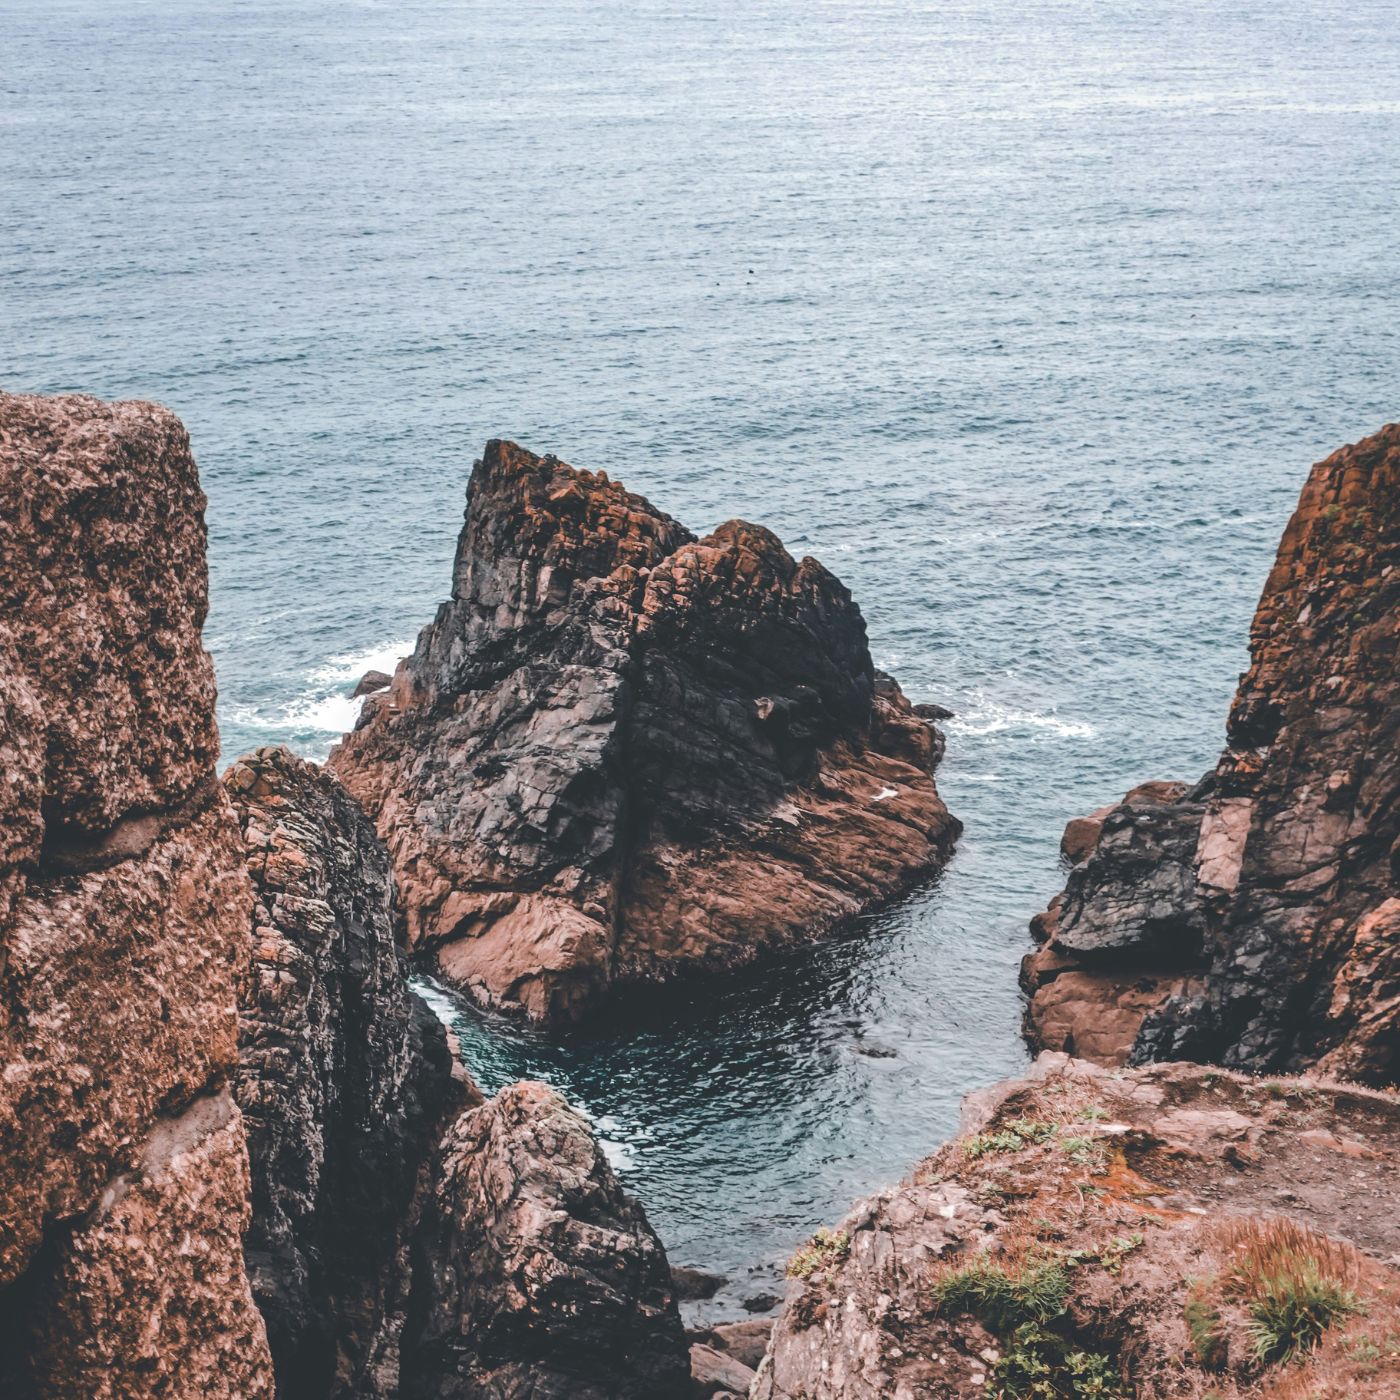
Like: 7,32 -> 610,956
755,1055 -> 1400,1400
331,440 -> 959,1024
229,746 -> 689,1400
228,746 -> 472,1399
0,393 -> 273,1397
406,1081 -> 689,1400
1025,424 -> 1400,1085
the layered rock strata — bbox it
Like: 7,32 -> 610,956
229,745 -> 689,1399
331,440 -> 959,1023
0,393 -> 273,1396
1026,424 -> 1400,1085
757,1054 -> 1400,1399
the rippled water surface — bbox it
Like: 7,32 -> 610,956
7,0 -> 1400,1309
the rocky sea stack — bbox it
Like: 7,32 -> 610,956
331,440 -> 959,1024
1025,424 -> 1400,1084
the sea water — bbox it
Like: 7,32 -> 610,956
6,0 -> 1400,1310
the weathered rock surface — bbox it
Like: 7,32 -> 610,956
228,746 -> 473,1398
0,392 -> 273,1396
331,440 -> 959,1024
228,745 -> 689,1400
756,1054 -> 1400,1399
1026,424 -> 1400,1085
407,1080 -> 689,1400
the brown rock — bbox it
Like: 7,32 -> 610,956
757,1054 -> 1400,1399
229,745 -> 472,1398
1027,425 -> 1400,1084
408,1080 -> 690,1399
331,441 -> 959,1024
0,393 -> 272,1394
690,1341 -> 758,1398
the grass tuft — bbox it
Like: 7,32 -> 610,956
786,1227 -> 850,1280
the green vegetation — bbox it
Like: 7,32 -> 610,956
992,1324 -> 1125,1399
963,1118 -> 1056,1159
1242,1263 -> 1361,1366
931,1255 -> 1070,1331
786,1227 -> 850,1280
1185,1290 -> 1227,1370
1221,1219 -> 1365,1368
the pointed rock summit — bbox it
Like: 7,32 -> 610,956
330,440 -> 959,1024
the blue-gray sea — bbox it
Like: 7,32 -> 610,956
7,0 -> 1400,1313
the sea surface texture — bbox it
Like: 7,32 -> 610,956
7,0 -> 1400,1309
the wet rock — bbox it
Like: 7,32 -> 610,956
757,1054 -> 1400,1399
228,745 -> 472,1398
693,1318 -> 774,1368
407,1081 -> 690,1400
742,1292 -> 783,1315
673,1265 -> 727,1301
331,440 -> 959,1024
1027,424 -> 1400,1084
352,669 -> 393,698
0,392 -> 273,1396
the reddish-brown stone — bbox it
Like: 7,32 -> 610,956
331,440 -> 959,1024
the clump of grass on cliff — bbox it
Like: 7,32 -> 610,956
931,1250 -> 1125,1398
963,1118 -> 1057,1160
786,1227 -> 849,1280
1219,1219 -> 1363,1367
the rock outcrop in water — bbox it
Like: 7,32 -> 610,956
757,1054 -> 1400,1399
1025,425 -> 1400,1085
0,393 -> 274,1397
330,439 -> 959,1024
228,745 -> 689,1399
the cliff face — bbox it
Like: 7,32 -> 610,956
0,393 -> 273,1396
330,440 -> 959,1024
229,745 -> 689,1400
1026,425 -> 1400,1085
757,1055 -> 1400,1400
228,746 -> 472,1398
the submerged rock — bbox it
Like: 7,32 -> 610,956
1026,424 -> 1400,1085
0,393 -> 273,1397
330,440 -> 959,1024
756,1054 -> 1400,1399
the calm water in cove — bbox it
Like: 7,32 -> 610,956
7,0 -> 1400,1308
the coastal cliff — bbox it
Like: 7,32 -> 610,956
758,1055 -> 1400,1399
228,745 -> 690,1399
330,440 -> 959,1024
0,393 -> 274,1396
1025,425 -> 1400,1085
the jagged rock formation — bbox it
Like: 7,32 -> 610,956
228,746 -> 474,1398
407,1081 -> 689,1400
0,393 -> 274,1396
331,440 -> 959,1023
756,1054 -> 1400,1399
1026,425 -> 1400,1085
229,746 -> 689,1400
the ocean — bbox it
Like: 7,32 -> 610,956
6,0 -> 1399,1311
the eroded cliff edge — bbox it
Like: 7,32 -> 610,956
758,1055 -> 1400,1399
330,440 -> 959,1024
1024,424 -> 1400,1085
0,392 -> 274,1397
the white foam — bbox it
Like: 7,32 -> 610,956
226,638 -> 415,750
945,693 -> 1094,741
